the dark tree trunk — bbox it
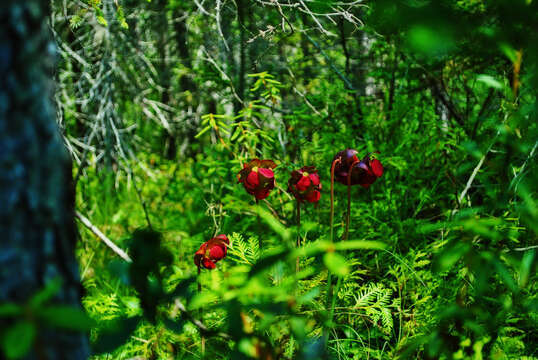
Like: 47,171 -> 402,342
234,0 -> 246,113
173,6 -> 200,158
339,17 -> 364,129
0,1 -> 89,359
299,13 -> 314,80
385,46 -> 398,124
153,0 -> 176,160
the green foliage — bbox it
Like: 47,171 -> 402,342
1,322 -> 36,360
248,72 -> 283,104
47,0 -> 538,358
228,232 -> 260,265
67,0 -> 129,29
0,278 -> 95,359
323,252 -> 349,277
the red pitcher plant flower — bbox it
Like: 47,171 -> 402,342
333,149 -> 383,188
194,234 -> 229,270
288,166 -> 322,203
331,149 -> 384,241
237,159 -> 277,200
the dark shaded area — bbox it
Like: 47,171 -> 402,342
0,1 -> 89,358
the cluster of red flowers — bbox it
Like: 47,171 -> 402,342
194,150 -> 383,270
333,149 -> 383,187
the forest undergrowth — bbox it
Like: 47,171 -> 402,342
48,0 -> 538,359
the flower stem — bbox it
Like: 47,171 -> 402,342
343,160 -> 359,241
296,200 -> 301,273
329,158 -> 340,243
326,276 -> 342,342
197,267 -> 205,354
256,198 -> 262,249
344,182 -> 351,241
325,158 -> 340,347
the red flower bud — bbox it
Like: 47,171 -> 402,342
287,166 -> 322,203
194,234 -> 229,270
237,159 -> 277,200
332,150 -> 383,187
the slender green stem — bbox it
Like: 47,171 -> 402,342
329,277 -> 342,324
323,270 -> 333,345
324,275 -> 343,346
256,198 -> 262,248
197,267 -> 205,354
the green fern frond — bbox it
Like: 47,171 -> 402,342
354,283 -> 381,307
228,232 -> 260,266
380,307 -> 393,334
376,288 -> 392,307
247,235 -> 260,262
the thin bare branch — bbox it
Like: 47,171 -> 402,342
75,211 -> 133,263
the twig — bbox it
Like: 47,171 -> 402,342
215,0 -> 230,52
286,67 -> 322,116
73,121 -> 100,186
262,198 -> 286,224
451,127 -> 503,216
304,32 -> 356,91
270,0 -> 294,34
512,245 -> 538,252
201,47 -> 244,106
75,211 -> 133,263
471,88 -> 495,139
298,0 -> 335,36
509,138 -> 538,191
456,153 -> 486,207
193,0 -> 213,17
125,149 -> 154,230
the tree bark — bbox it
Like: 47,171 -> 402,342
234,0 -> 246,114
0,1 -> 89,359
173,5 -> 200,158
157,2 -> 177,160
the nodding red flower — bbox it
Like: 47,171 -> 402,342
333,149 -> 383,188
237,159 -> 277,200
288,166 -> 322,203
194,234 -> 229,270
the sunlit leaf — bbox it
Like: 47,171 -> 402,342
434,242 -> 470,272
476,75 -> 503,89
323,252 -> 350,277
